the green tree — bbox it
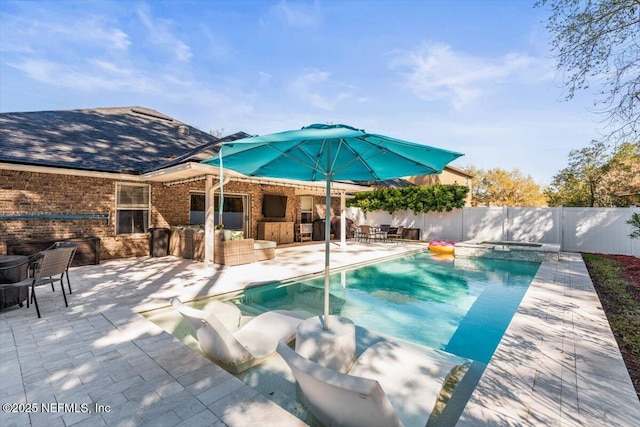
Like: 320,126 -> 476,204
546,140 -> 639,206
536,0 -> 640,142
544,168 -> 588,206
600,142 -> 640,205
465,167 -> 547,207
546,140 -> 609,206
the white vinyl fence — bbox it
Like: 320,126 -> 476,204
346,206 -> 640,257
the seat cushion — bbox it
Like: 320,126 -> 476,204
253,240 -> 277,250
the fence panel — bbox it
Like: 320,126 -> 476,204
422,209 -> 464,241
391,210 -> 422,229
345,208 -> 387,227
507,208 -> 561,244
346,206 -> 639,256
462,207 -> 506,241
562,207 -> 638,255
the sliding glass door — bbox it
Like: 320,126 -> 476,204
189,193 -> 251,237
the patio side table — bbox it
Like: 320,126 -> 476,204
295,315 -> 356,373
0,255 -> 29,309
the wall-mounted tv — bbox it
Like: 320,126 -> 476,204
262,194 -> 287,218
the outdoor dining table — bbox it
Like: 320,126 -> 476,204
0,255 -> 29,309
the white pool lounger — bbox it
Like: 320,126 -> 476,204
171,297 -> 308,373
277,339 -> 471,427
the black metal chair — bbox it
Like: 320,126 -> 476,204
11,246 -> 76,318
45,242 -> 78,294
387,226 -> 404,243
376,224 -> 390,242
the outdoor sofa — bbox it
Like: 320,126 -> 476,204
214,232 -> 276,266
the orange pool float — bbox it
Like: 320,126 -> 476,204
429,253 -> 455,263
428,240 -> 455,255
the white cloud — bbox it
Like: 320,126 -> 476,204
288,69 -> 355,111
10,59 -> 160,93
69,20 -> 131,50
199,26 -> 232,61
137,6 -> 192,62
271,0 -> 321,28
258,71 -> 273,85
0,14 -> 130,53
391,43 -> 549,109
6,56 -> 252,118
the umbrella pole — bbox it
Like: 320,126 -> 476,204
324,174 -> 331,330
218,150 -> 224,227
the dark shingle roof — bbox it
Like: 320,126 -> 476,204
0,106 -> 230,174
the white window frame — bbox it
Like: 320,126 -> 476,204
301,195 -> 314,223
115,183 -> 151,235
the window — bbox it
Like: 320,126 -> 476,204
301,196 -> 313,223
214,195 -> 247,231
190,192 -> 250,236
116,184 -> 150,234
190,193 -> 205,225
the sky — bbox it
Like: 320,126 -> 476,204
0,0 -> 611,185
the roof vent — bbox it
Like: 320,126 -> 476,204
178,125 -> 189,135
130,108 -> 174,122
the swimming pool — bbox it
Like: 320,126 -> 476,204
226,251 -> 540,364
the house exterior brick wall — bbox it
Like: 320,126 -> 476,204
1,169 -> 340,259
1,170 -> 150,259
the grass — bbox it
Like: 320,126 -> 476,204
583,253 -> 640,398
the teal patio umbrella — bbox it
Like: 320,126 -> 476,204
203,123 -> 463,329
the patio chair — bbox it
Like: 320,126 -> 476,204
44,242 -> 78,294
9,246 -> 77,318
170,297 -> 308,373
356,225 -> 372,243
277,339 -> 470,427
376,224 -> 390,242
299,223 -> 313,242
387,226 -> 404,243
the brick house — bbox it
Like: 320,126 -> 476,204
0,107 -> 364,263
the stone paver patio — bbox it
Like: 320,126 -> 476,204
1,242 -> 638,426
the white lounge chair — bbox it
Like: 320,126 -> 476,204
277,339 -> 470,427
170,297 -> 307,373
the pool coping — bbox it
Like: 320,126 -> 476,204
458,252 -> 640,426
1,244 -> 638,426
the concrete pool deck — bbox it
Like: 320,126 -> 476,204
1,242 -> 638,426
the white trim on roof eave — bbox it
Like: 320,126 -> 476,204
140,162 -> 245,182
145,162 -> 372,192
0,161 -> 373,192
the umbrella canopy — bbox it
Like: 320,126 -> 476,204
203,123 -> 463,328
204,124 -> 462,181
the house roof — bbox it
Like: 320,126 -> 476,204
0,106 -> 231,175
0,106 -> 371,192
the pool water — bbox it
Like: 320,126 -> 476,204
230,252 -> 540,364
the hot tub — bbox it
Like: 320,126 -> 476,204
454,240 -> 560,262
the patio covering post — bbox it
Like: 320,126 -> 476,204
205,175 -> 215,265
340,192 -> 346,247
324,173 -> 331,330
